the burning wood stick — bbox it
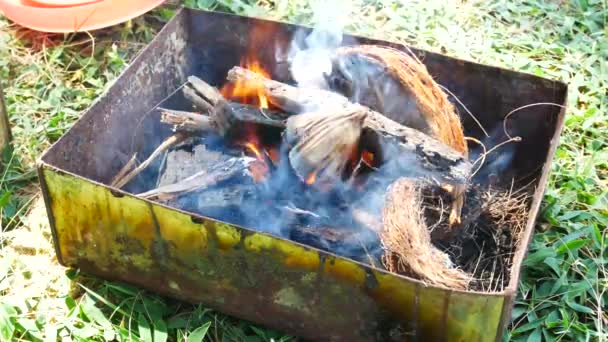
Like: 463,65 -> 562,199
381,178 -> 470,289
137,157 -> 252,200
111,75 -> 287,191
227,66 -> 469,181
227,66 -> 350,113
160,103 -> 285,137
227,66 -> 471,226
163,76 -> 287,138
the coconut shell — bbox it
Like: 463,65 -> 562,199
329,45 -> 468,157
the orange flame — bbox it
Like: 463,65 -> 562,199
220,22 -> 277,109
305,172 -> 317,185
243,142 -> 263,160
243,141 -> 269,182
266,148 -> 280,165
362,150 -> 375,167
221,59 -> 270,108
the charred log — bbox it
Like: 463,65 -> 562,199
157,144 -> 236,187
163,76 -> 287,140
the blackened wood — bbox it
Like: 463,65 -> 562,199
165,183 -> 256,216
173,75 -> 288,138
159,103 -> 286,139
213,102 -> 286,138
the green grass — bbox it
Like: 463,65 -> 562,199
1,0 -> 607,341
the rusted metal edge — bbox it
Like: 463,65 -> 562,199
493,89 -> 568,342
37,7 -> 188,166
494,287 -> 517,342
188,8 -> 569,91
440,290 -> 452,342
36,162 -> 65,266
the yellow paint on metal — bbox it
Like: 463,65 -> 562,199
369,270 -> 417,318
244,234 -> 320,271
243,233 -> 274,252
44,169 -> 156,272
323,256 -> 366,285
215,223 -> 241,250
447,291 -> 504,342
152,205 -> 208,262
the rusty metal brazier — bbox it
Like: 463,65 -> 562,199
37,8 -> 567,342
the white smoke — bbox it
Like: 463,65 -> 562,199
286,0 -> 352,88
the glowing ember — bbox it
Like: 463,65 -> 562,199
242,141 -> 270,182
248,160 -> 269,182
362,150 -> 375,167
306,172 -> 317,185
266,148 -> 280,165
244,141 -> 263,160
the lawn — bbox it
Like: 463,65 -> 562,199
0,0 -> 606,341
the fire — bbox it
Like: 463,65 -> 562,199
248,160 -> 269,183
306,172 -> 317,185
242,141 -> 269,182
220,22 -> 278,109
243,141 -> 263,160
361,150 -> 375,167
221,59 -> 270,108
266,148 -> 279,165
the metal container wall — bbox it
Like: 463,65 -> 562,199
37,8 -> 567,342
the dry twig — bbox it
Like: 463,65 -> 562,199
114,133 -> 187,189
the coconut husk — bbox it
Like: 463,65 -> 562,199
381,178 -> 470,289
331,45 -> 468,156
330,45 -> 469,226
